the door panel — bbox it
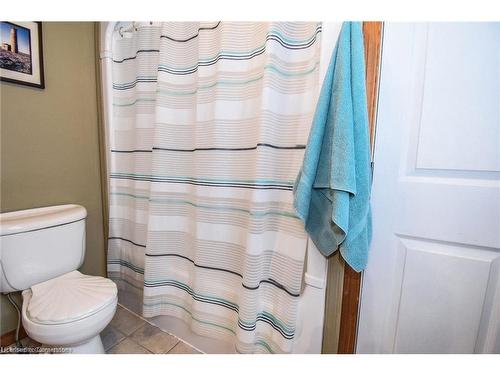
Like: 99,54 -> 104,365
357,23 -> 500,354
417,23 -> 500,172
394,237 -> 499,353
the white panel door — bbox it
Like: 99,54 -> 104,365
357,23 -> 500,354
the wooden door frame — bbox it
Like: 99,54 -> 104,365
322,21 -> 384,354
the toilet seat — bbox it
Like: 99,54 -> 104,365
26,270 -> 117,325
21,271 -> 118,348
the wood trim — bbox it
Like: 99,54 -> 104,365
94,22 -> 110,270
363,22 -> 384,154
336,21 -> 383,354
322,252 -> 345,353
337,264 -> 363,353
0,327 -> 27,348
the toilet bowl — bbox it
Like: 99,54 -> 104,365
21,271 -> 117,353
0,205 -> 118,354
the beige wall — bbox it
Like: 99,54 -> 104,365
0,22 -> 105,335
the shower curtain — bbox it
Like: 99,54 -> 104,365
107,22 -> 322,353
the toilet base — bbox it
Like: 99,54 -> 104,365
70,335 -> 104,354
66,335 -> 104,354
39,334 -> 104,354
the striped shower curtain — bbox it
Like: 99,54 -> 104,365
107,22 -> 322,353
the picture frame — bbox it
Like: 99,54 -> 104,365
0,21 -> 45,89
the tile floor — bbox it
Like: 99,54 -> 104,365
5,304 -> 202,354
103,305 -> 201,354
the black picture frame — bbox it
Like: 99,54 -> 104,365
0,21 -> 45,89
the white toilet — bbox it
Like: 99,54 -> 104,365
0,204 -> 118,353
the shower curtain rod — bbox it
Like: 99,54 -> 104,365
116,21 -> 155,37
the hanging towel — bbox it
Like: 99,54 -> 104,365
293,22 -> 372,272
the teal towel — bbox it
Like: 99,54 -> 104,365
293,22 -> 372,272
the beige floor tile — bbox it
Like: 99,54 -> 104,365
101,324 -> 126,351
109,305 -> 146,336
167,341 -> 201,354
106,338 -> 151,354
129,324 -> 178,354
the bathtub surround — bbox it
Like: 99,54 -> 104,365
294,22 -> 372,272
107,22 -> 323,353
0,22 -> 105,336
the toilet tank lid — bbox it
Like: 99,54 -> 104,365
0,204 -> 87,236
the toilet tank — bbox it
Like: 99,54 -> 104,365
0,204 -> 87,293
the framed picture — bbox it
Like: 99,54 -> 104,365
0,21 -> 44,89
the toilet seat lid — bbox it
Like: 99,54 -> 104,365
27,270 -> 117,325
